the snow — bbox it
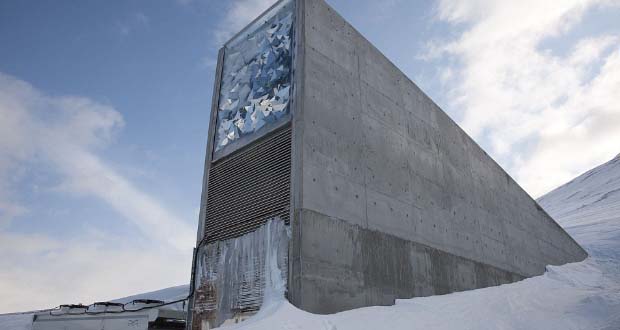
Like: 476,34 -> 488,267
260,220 -> 289,308
538,154 -> 620,262
220,258 -> 620,329
2,155 -> 620,330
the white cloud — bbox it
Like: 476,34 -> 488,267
116,12 -> 150,37
200,0 -> 276,70
0,73 -> 194,250
213,0 -> 277,45
201,0 -> 275,70
0,230 -> 191,313
431,0 -> 620,197
201,56 -> 218,70
0,72 -> 195,312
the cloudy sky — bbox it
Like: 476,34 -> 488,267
1,0 -> 619,313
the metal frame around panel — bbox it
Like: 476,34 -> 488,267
201,0 -> 299,241
211,0 -> 296,163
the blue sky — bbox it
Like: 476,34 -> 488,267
1,0 -> 619,313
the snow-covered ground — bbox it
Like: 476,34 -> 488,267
2,155 -> 620,330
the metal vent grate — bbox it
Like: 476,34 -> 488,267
204,126 -> 291,243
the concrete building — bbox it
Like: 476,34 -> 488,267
188,0 -> 588,328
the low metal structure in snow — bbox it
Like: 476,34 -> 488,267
32,300 -> 185,330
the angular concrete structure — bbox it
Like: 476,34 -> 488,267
188,0 -> 588,328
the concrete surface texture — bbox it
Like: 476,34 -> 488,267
288,0 -> 588,313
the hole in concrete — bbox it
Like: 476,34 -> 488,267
312,178 -> 316,182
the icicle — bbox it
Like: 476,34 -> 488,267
192,218 -> 290,328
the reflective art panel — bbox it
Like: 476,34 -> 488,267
214,0 -> 294,156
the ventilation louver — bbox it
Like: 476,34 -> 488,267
204,126 -> 292,243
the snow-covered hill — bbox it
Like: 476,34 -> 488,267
2,155 -> 620,330
538,154 -> 620,263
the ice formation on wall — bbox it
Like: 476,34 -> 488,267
214,0 -> 294,155
192,218 -> 290,329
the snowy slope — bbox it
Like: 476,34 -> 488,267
2,155 -> 620,330
538,154 -> 620,262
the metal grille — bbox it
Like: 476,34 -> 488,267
204,126 -> 292,242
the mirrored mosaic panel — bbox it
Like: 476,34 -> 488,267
214,0 -> 294,155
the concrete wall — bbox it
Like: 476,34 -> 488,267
289,0 -> 587,313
